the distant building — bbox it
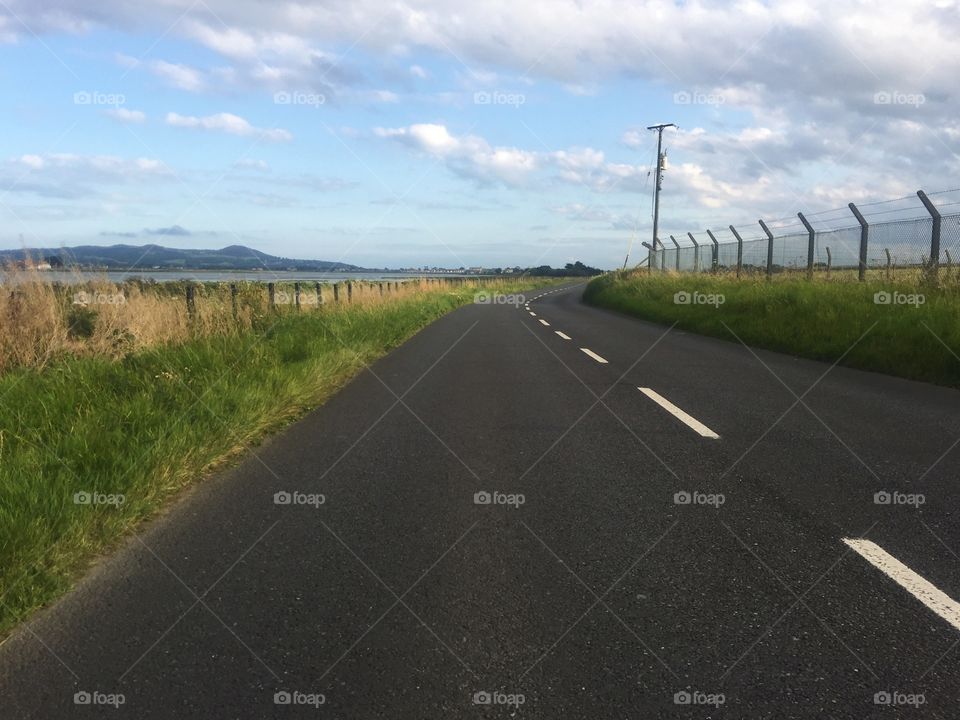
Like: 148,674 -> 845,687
12,259 -> 52,271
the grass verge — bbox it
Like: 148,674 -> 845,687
584,271 -> 960,387
0,282 -> 551,636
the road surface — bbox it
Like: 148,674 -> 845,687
2,282 -> 959,718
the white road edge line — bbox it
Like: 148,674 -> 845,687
555,331 -> 571,340
637,387 -> 719,439
843,538 -> 960,632
539,319 -> 550,326
580,348 -> 608,364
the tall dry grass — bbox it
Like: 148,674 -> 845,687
0,270 -> 523,374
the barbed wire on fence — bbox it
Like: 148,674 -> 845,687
649,187 -> 960,279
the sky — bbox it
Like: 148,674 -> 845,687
0,0 -> 958,269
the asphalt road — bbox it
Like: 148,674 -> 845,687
2,282 -> 960,718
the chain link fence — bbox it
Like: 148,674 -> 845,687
650,189 -> 960,280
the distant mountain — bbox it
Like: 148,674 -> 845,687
0,244 -> 363,272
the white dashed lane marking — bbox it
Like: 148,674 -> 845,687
580,348 -> 608,364
555,331 -> 571,340
539,319 -> 550,326
637,387 -> 719,439
844,538 -> 960,632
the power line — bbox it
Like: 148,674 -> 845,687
852,192 -> 917,208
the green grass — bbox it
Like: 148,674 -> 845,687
0,282 -> 551,636
584,271 -> 960,387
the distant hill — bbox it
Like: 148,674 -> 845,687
0,244 -> 363,272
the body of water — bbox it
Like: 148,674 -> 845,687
1,269 -> 479,285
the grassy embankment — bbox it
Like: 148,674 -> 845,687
584,269 -> 960,387
0,275 -> 552,636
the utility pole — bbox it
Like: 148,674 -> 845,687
647,123 -> 676,262
622,231 -> 635,271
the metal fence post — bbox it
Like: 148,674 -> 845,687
729,225 -> 744,278
688,232 -> 699,273
758,219 -> 775,278
849,202 -> 869,281
706,230 -> 719,271
670,235 -> 680,272
917,189 -> 941,279
797,212 -> 816,279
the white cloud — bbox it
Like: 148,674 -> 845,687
621,130 -> 645,149
18,154 -> 45,169
165,112 -> 292,142
377,123 -> 648,190
377,123 -> 539,185
234,158 -> 270,171
9,0 -> 960,250
370,89 -> 399,103
2,153 -> 172,199
104,108 -> 146,123
377,123 -> 459,154
150,60 -> 205,92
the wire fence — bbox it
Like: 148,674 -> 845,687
650,189 -> 960,281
